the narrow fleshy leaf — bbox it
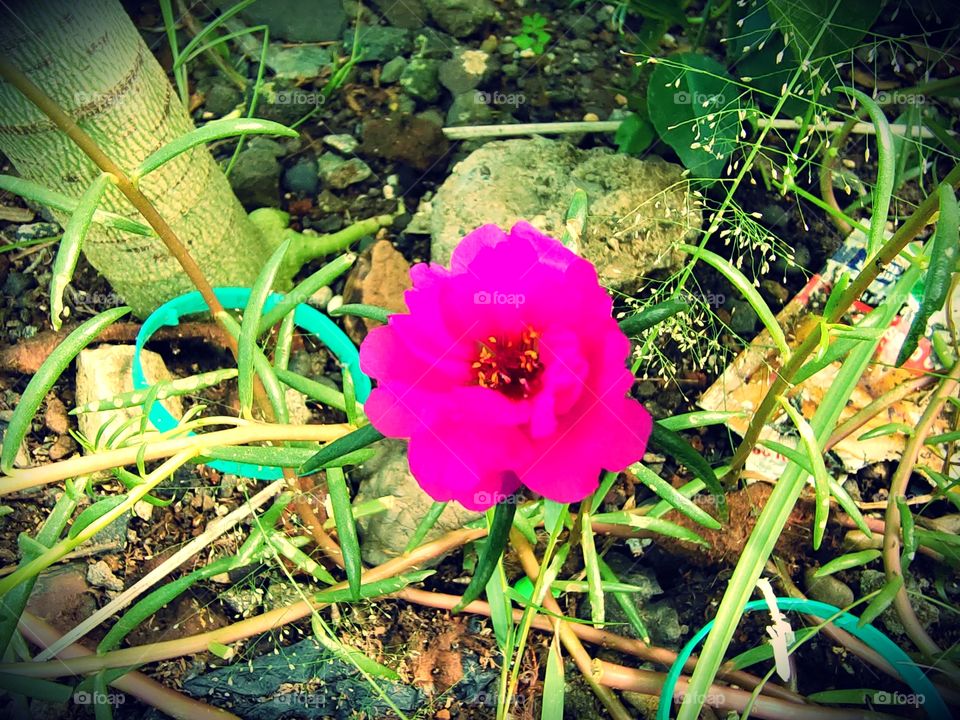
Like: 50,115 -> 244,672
453,501 -> 517,613
2,307 -> 130,473
50,173 -> 113,330
326,466 -> 362,598
136,118 -> 298,177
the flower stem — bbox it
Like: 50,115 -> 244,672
510,528 -> 634,720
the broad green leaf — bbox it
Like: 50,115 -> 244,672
647,53 -> 740,178
615,113 -> 655,156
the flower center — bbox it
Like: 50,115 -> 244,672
472,327 -> 543,399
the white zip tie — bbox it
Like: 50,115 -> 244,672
757,577 -> 795,682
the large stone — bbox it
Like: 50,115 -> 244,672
369,0 -> 428,29
343,25 -> 412,63
354,440 -> 481,566
235,0 -> 346,42
227,138 -> 286,208
75,345 -> 182,444
438,48 -> 492,94
265,43 -> 332,80
425,0 -> 497,38
430,138 -> 699,288
318,152 -> 372,189
399,58 -> 442,102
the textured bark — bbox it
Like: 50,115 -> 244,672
0,0 -> 271,316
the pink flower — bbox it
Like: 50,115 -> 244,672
359,222 -> 652,511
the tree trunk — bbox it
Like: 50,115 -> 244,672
0,0 -> 272,316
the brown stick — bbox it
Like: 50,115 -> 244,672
593,660 -> 890,720
0,526 -> 485,677
509,528 -> 633,720
20,611 -> 237,720
0,422 -> 352,494
883,358 -> 960,677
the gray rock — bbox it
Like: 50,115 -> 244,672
197,77 -> 243,116
234,0 -> 346,42
726,298 -> 759,336
265,43 -> 332,80
75,345 -> 182,443
425,0 -> 496,38
14,222 -> 59,241
227,138 -> 286,207
2,271 -> 35,297
804,568 -> 855,609
323,133 -> 359,154
343,25 -> 411,62
562,11 -> 599,38
430,138 -> 698,288
354,440 -> 482,566
446,91 -> 494,126
318,152 -> 372,189
254,81 -> 316,125
283,157 -> 319,195
439,48 -> 492,94
399,57 -> 442,102
379,56 -> 407,84
369,0 -> 427,28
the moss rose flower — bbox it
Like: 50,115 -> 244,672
359,222 -> 652,510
